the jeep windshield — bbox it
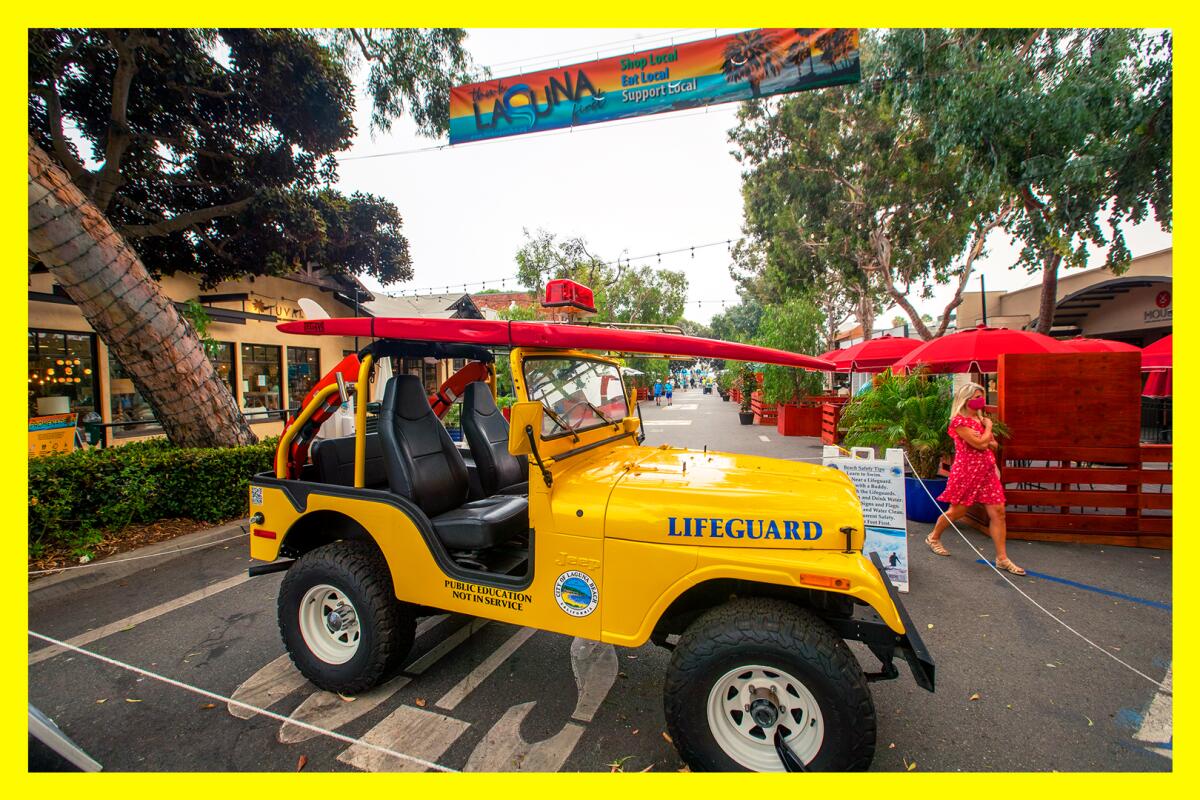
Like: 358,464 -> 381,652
523,357 -> 629,439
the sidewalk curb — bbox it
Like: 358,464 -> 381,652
29,518 -> 250,600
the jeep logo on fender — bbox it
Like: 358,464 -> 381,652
667,517 -> 822,540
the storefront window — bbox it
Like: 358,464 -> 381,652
241,344 -> 283,418
28,330 -> 98,418
287,346 -> 321,408
109,356 -> 161,436
400,357 -> 439,394
208,342 -> 235,397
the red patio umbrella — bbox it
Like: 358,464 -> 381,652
827,334 -> 924,373
1059,336 -> 1141,353
817,347 -> 843,362
892,324 -> 1074,374
1143,369 -> 1172,397
1142,334 -> 1172,370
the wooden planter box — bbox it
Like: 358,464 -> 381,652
636,387 -> 649,401
730,388 -> 742,404
777,403 -> 822,437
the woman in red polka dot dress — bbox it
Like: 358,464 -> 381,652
924,382 -> 1025,575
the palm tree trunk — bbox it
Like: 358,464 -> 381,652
28,137 -> 256,448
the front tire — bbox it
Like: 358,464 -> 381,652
664,598 -> 876,772
278,541 -> 415,695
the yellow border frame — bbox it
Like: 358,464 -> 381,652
12,9 -> 1189,791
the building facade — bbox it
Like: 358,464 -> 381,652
956,247 -> 1172,347
29,265 -> 484,446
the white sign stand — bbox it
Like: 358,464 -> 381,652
823,446 -> 910,592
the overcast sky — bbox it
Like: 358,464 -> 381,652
336,28 -> 1172,327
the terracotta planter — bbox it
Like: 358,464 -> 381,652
777,403 -> 822,437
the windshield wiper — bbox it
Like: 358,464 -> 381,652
585,400 -> 617,425
542,405 -> 580,442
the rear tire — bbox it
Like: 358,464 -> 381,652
278,540 -> 414,695
664,598 -> 875,772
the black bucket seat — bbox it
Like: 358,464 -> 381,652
461,382 -> 528,496
379,375 -> 527,551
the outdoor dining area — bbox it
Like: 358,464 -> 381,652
805,325 -> 1173,549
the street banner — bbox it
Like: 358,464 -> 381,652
29,413 -> 77,458
823,446 -> 910,592
450,28 -> 860,144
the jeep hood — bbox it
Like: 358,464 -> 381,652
602,447 -> 865,550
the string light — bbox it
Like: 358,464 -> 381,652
388,236 -> 739,296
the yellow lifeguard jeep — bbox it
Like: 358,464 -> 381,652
247,316 -> 934,772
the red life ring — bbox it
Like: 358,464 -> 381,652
283,353 -> 362,478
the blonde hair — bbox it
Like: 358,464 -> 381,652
949,381 -> 986,421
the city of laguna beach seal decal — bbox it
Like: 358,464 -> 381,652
554,570 -> 598,617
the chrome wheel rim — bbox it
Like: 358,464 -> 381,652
298,584 -> 361,665
705,664 -> 825,771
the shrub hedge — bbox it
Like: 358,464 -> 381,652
28,437 -> 278,557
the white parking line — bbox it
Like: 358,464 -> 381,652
232,614 -> 449,724
644,420 -> 693,426
436,626 -> 536,710
758,435 -> 771,442
29,573 -> 251,666
665,404 -> 698,411
280,673 -> 412,744
228,654 -> 311,720
338,705 -> 470,772
464,701 -> 585,772
569,637 -> 618,722
406,618 -> 489,674
1133,663 -> 1172,759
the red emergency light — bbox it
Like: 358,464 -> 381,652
542,278 -> 596,314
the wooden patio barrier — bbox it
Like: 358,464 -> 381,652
821,399 -> 848,445
963,352 -> 1172,549
750,391 -> 778,426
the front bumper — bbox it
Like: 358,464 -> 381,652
825,551 -> 935,691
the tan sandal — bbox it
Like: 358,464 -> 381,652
996,557 -> 1026,576
925,534 -> 950,557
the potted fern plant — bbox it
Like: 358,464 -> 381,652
838,369 -> 956,522
716,369 -> 734,401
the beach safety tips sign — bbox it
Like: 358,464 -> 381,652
823,446 -> 910,592
449,28 -> 860,144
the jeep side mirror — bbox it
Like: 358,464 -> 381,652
507,401 -> 553,487
507,401 -> 544,457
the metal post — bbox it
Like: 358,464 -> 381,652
354,288 -> 360,350
980,275 -> 988,326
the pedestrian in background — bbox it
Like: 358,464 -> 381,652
665,379 -> 673,406
924,382 -> 1025,575
654,379 -> 663,406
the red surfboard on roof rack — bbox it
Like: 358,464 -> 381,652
276,317 -> 835,372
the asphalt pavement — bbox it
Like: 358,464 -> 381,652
28,387 -> 1172,772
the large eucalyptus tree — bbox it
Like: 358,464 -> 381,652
28,28 -> 475,445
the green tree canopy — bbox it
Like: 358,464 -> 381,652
29,28 -> 476,287
752,297 -> 826,404
513,230 -> 688,385
731,32 -> 1009,341
514,229 -> 688,326
708,299 -> 764,344
874,28 -> 1172,333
